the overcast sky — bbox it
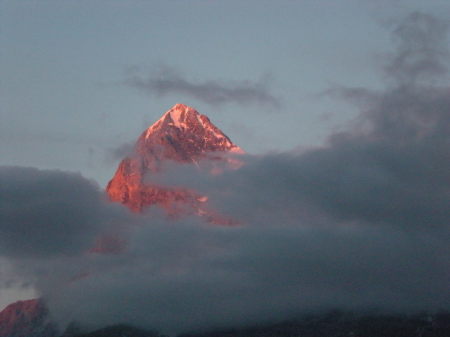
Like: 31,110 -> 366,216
1,0 -> 450,333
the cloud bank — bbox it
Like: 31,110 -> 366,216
124,65 -> 280,109
0,167 -> 114,258
1,11 -> 450,335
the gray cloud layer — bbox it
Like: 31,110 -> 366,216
1,11 -> 450,336
124,65 -> 280,108
0,167 -> 110,258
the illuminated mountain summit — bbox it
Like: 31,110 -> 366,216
106,103 -> 242,218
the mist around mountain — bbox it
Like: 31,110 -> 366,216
1,11 -> 450,337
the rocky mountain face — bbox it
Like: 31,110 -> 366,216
106,103 -> 243,220
0,299 -> 56,337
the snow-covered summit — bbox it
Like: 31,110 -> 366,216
145,103 -> 204,136
142,103 -> 243,153
167,103 -> 198,125
107,104 -> 243,213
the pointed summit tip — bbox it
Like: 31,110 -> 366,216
160,103 -> 203,129
167,103 -> 199,119
142,103 -> 242,157
172,103 -> 195,111
144,103 -> 202,137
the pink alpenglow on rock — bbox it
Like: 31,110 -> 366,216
106,104 -> 243,224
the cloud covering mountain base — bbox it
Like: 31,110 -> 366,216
0,11 -> 449,335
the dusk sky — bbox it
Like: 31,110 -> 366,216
2,0 -> 448,186
1,0 -> 450,333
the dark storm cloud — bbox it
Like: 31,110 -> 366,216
0,167 -> 123,257
2,11 -> 450,336
124,65 -> 280,108
40,221 -> 449,334
5,164 -> 448,334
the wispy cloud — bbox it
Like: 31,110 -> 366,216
124,65 -> 281,109
105,141 -> 135,164
384,11 -> 449,85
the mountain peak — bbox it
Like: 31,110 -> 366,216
171,102 -> 196,114
164,103 -> 201,129
139,103 -> 243,159
166,103 -> 198,121
106,104 -> 243,214
142,105 -> 242,156
144,103 -> 202,137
